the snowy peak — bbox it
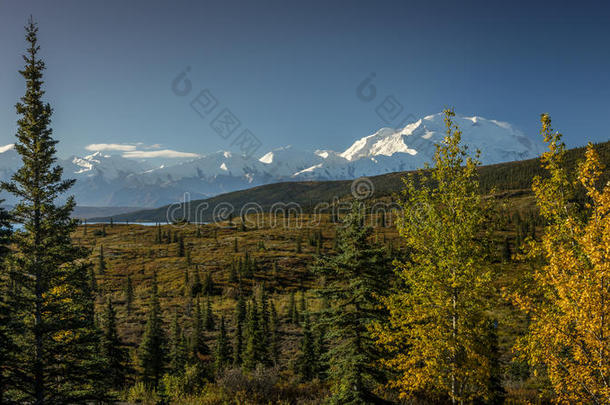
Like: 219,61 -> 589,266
340,127 -> 417,161
65,151 -> 154,179
0,144 -> 15,154
340,113 -> 544,165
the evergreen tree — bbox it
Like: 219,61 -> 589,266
232,295 -> 247,366
214,316 -> 231,373
202,271 -> 214,296
269,300 -> 280,366
101,297 -> 128,390
257,285 -> 270,364
486,320 -> 506,404
138,271 -> 167,388
235,293 -> 246,323
299,290 -> 307,323
229,260 -> 238,283
183,267 -> 190,296
0,204 -> 15,402
178,236 -> 185,257
191,296 -> 209,360
98,244 -> 106,274
190,268 -> 202,297
89,266 -> 97,293
288,291 -> 299,325
169,312 -> 187,374
204,295 -> 215,331
312,201 -> 392,404
1,18 -> 106,403
243,251 -> 253,278
125,274 -> 134,315
233,313 -> 244,366
313,319 -> 329,380
295,313 -> 316,381
243,299 -> 263,371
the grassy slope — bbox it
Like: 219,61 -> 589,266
81,140 -> 609,401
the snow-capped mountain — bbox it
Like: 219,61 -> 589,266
0,113 -> 544,207
292,113 -> 543,179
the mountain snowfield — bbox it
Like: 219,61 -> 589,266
0,113 -> 544,207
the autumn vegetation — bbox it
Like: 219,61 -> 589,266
1,19 -> 609,405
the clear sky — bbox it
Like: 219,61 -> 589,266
0,0 -> 609,159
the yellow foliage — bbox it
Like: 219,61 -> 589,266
513,114 -> 610,404
373,109 -> 495,402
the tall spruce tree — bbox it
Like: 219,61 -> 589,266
214,316 -> 231,373
288,291 -> 298,325
138,272 -> 166,388
169,312 -> 187,374
258,284 -> 270,363
299,290 -> 307,323
125,274 -> 134,315
243,299 -> 263,371
191,268 -> 202,297
89,266 -> 97,293
0,205 -> 15,402
233,314 -> 244,366
1,18 -> 106,403
312,201 -> 392,404
233,295 -> 246,365
295,312 -> 316,381
178,236 -> 185,257
204,295 -> 215,331
269,300 -> 280,366
101,297 -> 128,390
202,271 -> 214,296
98,244 -> 106,274
191,296 -> 209,360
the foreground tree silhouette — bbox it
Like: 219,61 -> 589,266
373,109 -> 495,403
313,202 -> 392,404
0,206 -> 14,402
513,115 -> 610,403
1,18 -> 105,403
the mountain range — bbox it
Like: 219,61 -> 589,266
0,113 -> 544,208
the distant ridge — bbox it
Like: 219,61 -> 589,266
93,140 -> 610,223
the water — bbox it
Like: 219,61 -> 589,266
9,221 -> 164,231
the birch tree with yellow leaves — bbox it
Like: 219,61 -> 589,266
373,109 -> 498,403
513,114 -> 610,404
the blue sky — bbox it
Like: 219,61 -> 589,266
0,0 -> 609,159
